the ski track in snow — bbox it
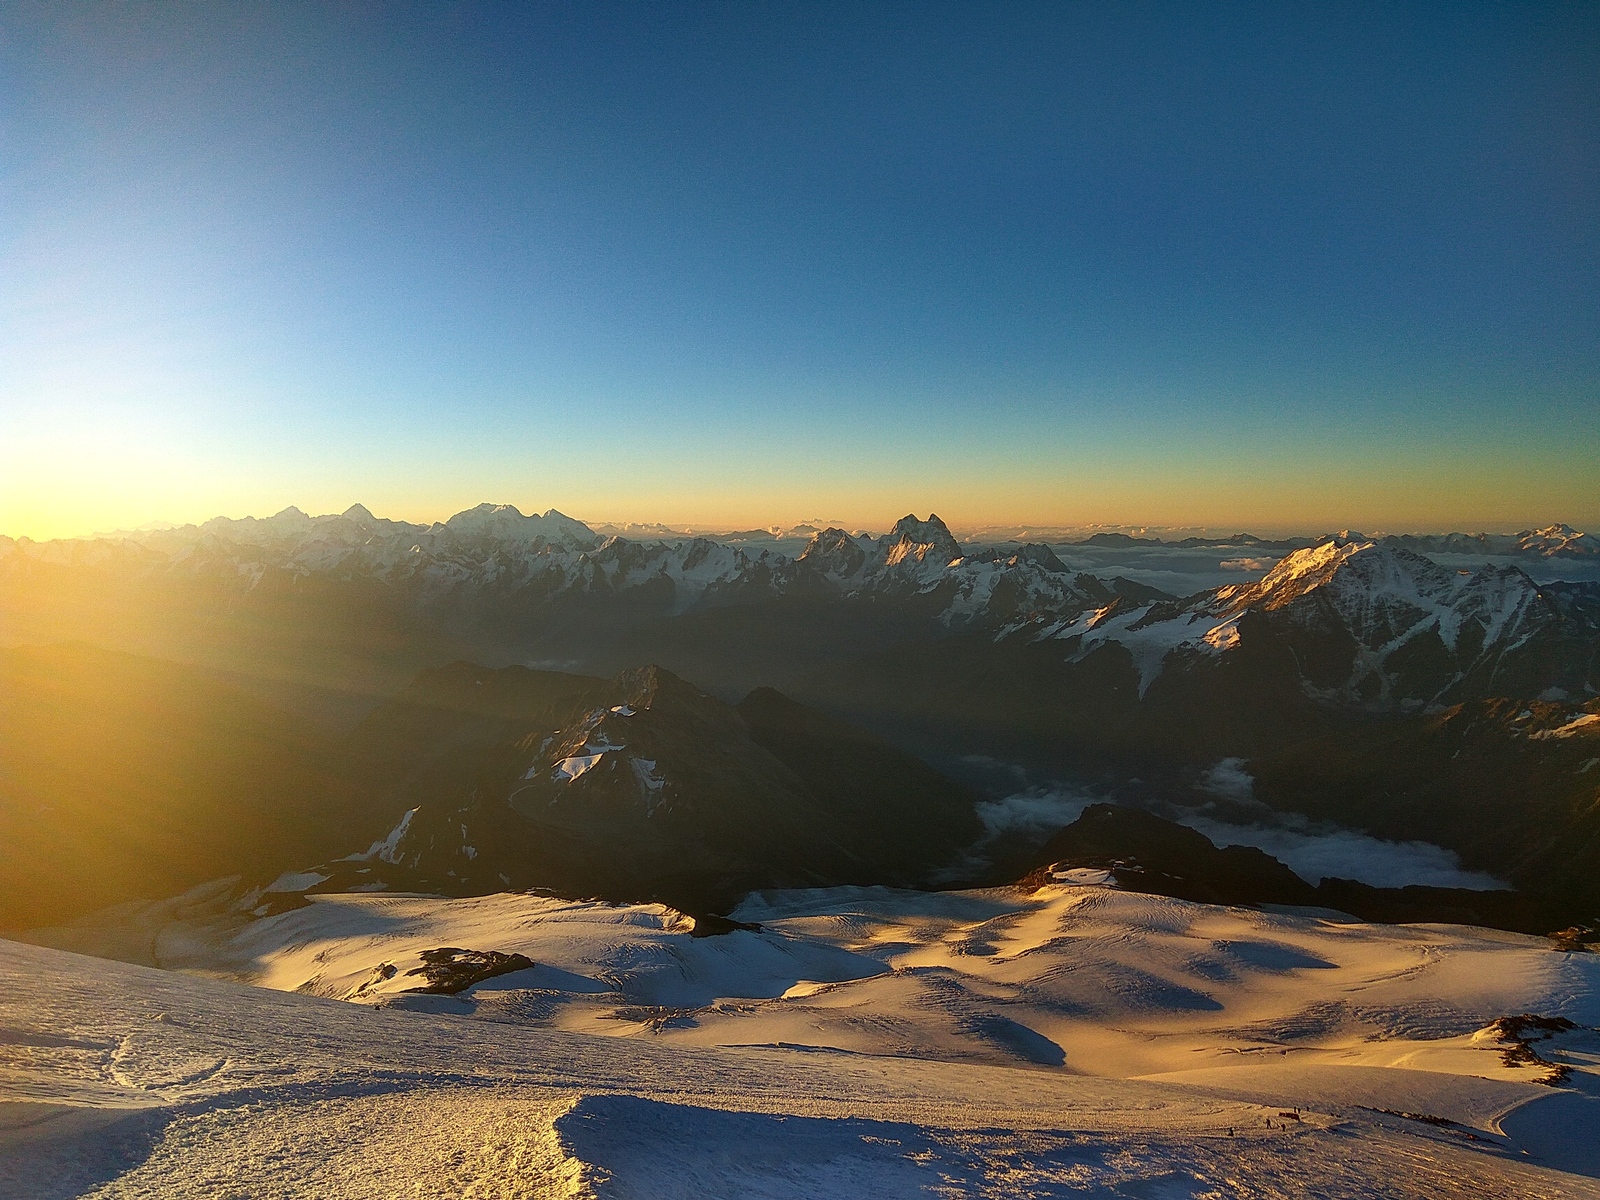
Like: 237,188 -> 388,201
6,884 -> 1600,1197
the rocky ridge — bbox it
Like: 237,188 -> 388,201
1023,538 -> 1598,709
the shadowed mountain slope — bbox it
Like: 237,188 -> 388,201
343,665 -> 986,913
0,643 -> 381,928
1,645 -> 988,927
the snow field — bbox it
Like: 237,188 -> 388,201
7,882 -> 1600,1196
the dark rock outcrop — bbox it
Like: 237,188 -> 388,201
1022,804 -> 1594,935
1021,804 -> 1315,907
402,948 -> 536,994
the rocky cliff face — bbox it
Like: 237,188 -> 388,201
331,664 -> 984,913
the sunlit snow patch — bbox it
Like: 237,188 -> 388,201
353,807 -> 417,864
554,753 -> 607,782
1531,713 -> 1600,740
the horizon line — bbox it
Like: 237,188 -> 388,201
2,500 -> 1588,546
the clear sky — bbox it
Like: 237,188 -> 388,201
2,2 -> 1597,539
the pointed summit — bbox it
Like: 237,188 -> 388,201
885,513 -> 961,568
534,508 -> 600,547
799,527 -> 867,581
341,503 -> 376,523
257,506 -> 313,533
889,512 -> 955,545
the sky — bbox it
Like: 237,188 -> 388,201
2,2 -> 1597,539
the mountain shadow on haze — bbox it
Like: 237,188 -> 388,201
0,647 -> 990,928
0,643 -> 386,928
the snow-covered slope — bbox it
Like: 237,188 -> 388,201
9,882 -> 1600,1196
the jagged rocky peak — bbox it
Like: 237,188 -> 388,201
798,527 -> 868,578
800,527 -> 858,555
1248,538 -> 1371,594
885,513 -> 961,567
1224,540 -> 1554,640
1520,524 -> 1594,557
610,663 -> 722,717
1007,543 -> 1070,573
1217,538 -> 1444,613
613,663 -> 672,711
341,503 -> 377,523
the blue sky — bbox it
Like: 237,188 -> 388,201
2,2 -> 1596,536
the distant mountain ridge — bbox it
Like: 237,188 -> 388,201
3,506 -> 1595,715
1025,537 -> 1599,708
0,507 -> 1107,636
9,502 -> 1593,560
1070,524 -> 1595,559
5,510 -> 1599,932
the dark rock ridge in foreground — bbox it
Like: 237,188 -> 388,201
1020,804 -> 1313,908
0,648 -> 983,927
1022,804 -> 1598,938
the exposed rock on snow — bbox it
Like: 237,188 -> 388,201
401,947 -> 538,995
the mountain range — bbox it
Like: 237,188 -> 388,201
3,503 -> 1597,935
316,662 -> 984,913
5,505 -> 1593,704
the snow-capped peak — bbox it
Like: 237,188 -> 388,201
1213,539 -> 1381,613
1047,536 -> 1571,706
443,503 -> 597,548
885,513 -> 961,568
798,527 -> 869,581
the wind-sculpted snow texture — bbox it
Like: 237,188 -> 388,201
8,883 -> 1600,1197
